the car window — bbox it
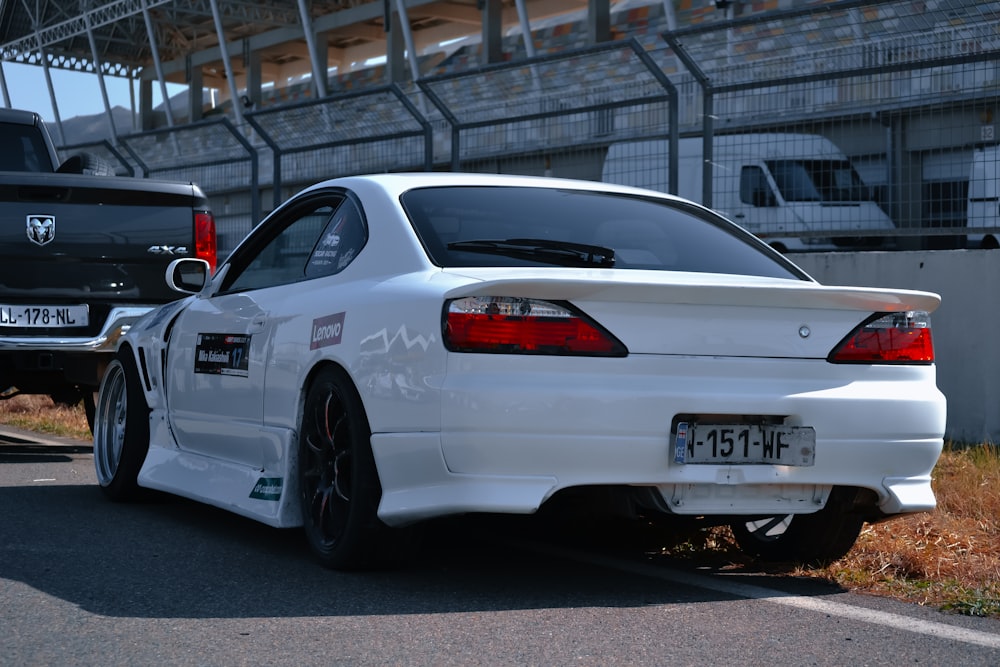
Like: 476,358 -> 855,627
305,198 -> 367,278
221,196 -> 343,293
401,185 -> 807,280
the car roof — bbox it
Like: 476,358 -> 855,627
300,171 -> 691,204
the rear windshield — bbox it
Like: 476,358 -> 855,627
401,185 -> 806,280
0,124 -> 54,172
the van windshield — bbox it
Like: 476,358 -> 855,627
766,159 -> 872,203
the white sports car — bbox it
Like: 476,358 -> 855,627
93,173 -> 946,569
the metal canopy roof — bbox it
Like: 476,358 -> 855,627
0,0 -> 511,82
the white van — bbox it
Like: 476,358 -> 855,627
601,133 -> 895,252
967,145 -> 1000,249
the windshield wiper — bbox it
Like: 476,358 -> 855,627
446,238 -> 615,267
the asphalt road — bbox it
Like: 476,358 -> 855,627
2,427 -> 999,666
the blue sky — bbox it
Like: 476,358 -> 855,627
2,61 -> 177,122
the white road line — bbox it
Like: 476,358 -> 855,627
529,544 -> 1000,650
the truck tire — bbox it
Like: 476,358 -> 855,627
56,152 -> 116,176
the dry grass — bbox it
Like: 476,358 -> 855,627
0,398 -> 997,616
0,393 -> 91,440
808,443 -> 1000,617
651,444 -> 1000,617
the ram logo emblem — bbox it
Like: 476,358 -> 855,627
26,215 -> 55,246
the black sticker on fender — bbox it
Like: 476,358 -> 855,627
195,333 -> 251,377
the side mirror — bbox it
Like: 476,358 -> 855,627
166,258 -> 211,294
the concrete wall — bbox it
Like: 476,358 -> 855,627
789,250 -> 999,445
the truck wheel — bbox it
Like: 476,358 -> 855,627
93,350 -> 150,501
83,391 -> 97,434
56,152 -> 115,176
298,367 -> 397,570
730,489 -> 865,566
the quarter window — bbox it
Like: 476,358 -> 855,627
305,198 -> 367,278
219,193 -> 368,293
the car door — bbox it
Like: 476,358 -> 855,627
164,191 -> 352,468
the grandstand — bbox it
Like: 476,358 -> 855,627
2,0 -> 999,255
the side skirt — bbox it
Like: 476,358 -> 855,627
137,424 -> 302,529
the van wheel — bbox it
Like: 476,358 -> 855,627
769,242 -> 788,254
982,235 -> 999,250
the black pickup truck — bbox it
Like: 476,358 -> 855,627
0,107 -> 216,429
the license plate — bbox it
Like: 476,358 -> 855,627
673,422 -> 815,466
0,304 -> 89,328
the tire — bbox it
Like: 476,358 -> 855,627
93,350 -> 150,501
298,367 -> 395,570
83,390 -> 97,434
56,152 -> 116,176
730,487 -> 865,566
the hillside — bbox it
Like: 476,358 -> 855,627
47,105 -> 137,146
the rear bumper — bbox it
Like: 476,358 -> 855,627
370,354 -> 945,525
0,306 -> 154,353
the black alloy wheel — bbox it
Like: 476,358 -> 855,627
298,366 -> 396,570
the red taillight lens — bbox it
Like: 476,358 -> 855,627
195,211 -> 217,274
829,311 -> 934,364
443,297 -> 626,357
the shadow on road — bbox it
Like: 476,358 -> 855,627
0,443 -> 92,463
0,463 -> 847,621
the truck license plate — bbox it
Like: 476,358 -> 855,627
674,422 -> 815,466
0,304 -> 89,328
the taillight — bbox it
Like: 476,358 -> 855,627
828,311 -> 934,364
443,296 -> 626,356
195,211 -> 217,274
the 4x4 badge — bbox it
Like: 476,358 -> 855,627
26,215 -> 55,246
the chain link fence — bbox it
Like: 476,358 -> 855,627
115,118 -> 261,254
55,0 -> 1000,257
245,84 -> 434,213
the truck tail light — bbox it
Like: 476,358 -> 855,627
828,311 -> 934,364
195,211 -> 217,274
443,297 -> 627,357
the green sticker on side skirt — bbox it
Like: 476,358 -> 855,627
250,477 -> 282,501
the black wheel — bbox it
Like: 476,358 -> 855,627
83,390 -> 97,434
56,152 -> 115,176
730,488 -> 865,566
298,367 -> 395,570
92,349 -> 150,501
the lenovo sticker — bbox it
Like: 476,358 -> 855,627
194,333 -> 251,377
310,312 -> 345,350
